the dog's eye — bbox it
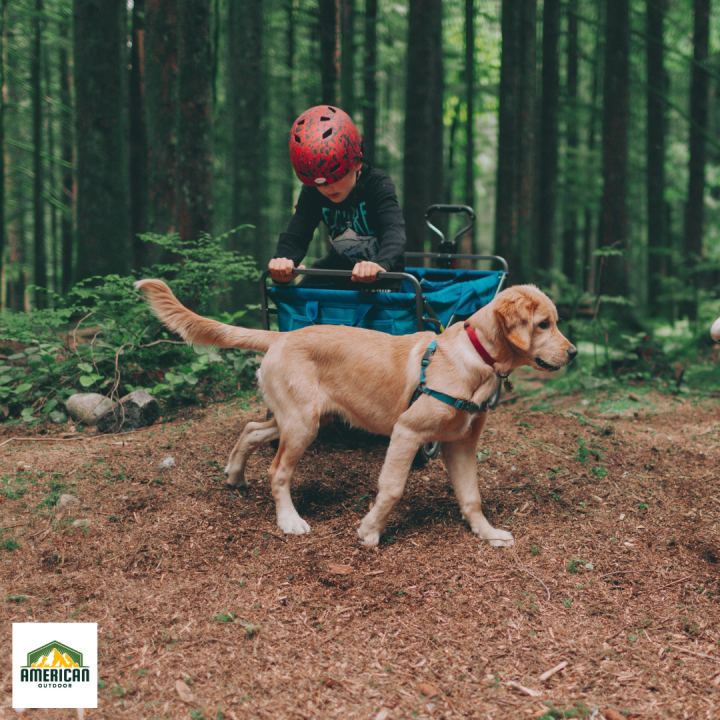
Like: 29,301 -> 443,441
538,320 -> 550,330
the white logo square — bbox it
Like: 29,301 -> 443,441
12,623 -> 98,709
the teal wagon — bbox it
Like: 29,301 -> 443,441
260,205 -> 508,463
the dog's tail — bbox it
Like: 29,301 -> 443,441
135,279 -> 276,353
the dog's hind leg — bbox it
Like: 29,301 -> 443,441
441,417 -> 514,548
268,421 -> 317,535
357,424 -> 420,547
224,418 -> 280,489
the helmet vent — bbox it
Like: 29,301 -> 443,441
296,119 -> 305,125
320,116 -> 331,121
294,134 -> 301,143
328,106 -> 337,112
322,128 -> 333,139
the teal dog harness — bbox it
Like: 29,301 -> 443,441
409,340 -> 487,413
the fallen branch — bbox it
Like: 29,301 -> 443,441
505,680 -> 541,697
538,661 -> 568,682
668,644 -> 720,665
639,575 -> 693,595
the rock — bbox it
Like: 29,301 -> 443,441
56,494 -> 81,513
72,519 -> 90,527
96,389 -> 159,434
65,393 -> 116,425
158,456 -> 176,471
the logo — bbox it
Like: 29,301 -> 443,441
20,640 -> 90,685
13,623 -> 97,709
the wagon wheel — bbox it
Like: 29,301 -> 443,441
414,441 -> 441,466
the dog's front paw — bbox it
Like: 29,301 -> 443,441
484,529 -> 514,548
224,466 -> 248,490
357,520 -> 381,547
277,513 -> 311,535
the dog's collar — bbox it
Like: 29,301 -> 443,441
464,321 -> 497,368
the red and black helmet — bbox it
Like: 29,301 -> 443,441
289,106 -> 363,186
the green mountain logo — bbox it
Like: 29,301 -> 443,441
21,641 -> 90,684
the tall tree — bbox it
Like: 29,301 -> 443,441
319,0 -> 340,106
0,0 -> 6,302
341,0 -> 355,115
598,0 -> 629,298
684,0 -> 711,315
403,0 -> 444,254
59,19 -> 74,295
646,0 -> 667,307
228,0 -> 267,288
74,0 -> 130,281
464,0 -> 475,253
145,0 -> 178,236
129,0 -> 148,270
177,0 -> 213,246
562,0 -> 579,285
362,0 -> 377,164
32,0 -> 46,306
494,0 -> 536,284
537,0 -> 559,274
284,0 -> 298,215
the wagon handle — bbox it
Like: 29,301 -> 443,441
260,269 -> 426,332
424,204 -> 476,248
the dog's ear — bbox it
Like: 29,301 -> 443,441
494,290 -> 537,352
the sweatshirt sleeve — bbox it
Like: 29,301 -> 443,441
273,187 -> 324,266
370,175 -> 406,272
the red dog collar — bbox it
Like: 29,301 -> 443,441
464,321 -> 497,368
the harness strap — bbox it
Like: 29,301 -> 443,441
409,340 -> 487,413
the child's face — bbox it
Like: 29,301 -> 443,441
316,161 -> 363,203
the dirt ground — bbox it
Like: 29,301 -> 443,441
2,371 -> 720,720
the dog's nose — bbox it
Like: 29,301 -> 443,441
567,345 -> 578,361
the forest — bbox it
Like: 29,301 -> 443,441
1,0 -> 719,320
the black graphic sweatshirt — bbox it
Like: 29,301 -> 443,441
273,163 -> 406,273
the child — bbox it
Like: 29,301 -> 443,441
269,106 -> 406,289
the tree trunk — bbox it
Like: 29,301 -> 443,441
341,0 -> 355,116
319,0 -> 340,106
494,0 -> 535,284
517,0 -> 536,283
538,0 -> 559,273
598,0 -> 629,298
145,0 -> 178,236
59,20 -> 74,295
403,0 -> 443,254
464,0 -> 475,253
0,0 -> 6,305
32,0 -> 46,307
646,0 -> 667,309
177,0 -> 213,246
684,0 -> 710,318
74,0 -> 129,281
363,0 -> 377,164
129,0 -> 148,270
562,0 -> 578,285
228,0 -> 267,291
44,39 -> 58,297
284,0 -> 298,214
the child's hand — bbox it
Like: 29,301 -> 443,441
351,261 -> 385,283
269,258 -> 304,283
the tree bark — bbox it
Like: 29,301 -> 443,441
145,0 -> 178,236
464,0 -> 475,253
646,0 -> 667,308
562,0 -> 579,285
177,0 -> 213,246
538,0 -> 559,273
684,0 -> 710,288
74,0 -> 129,281
362,0 -> 377,164
284,0 -> 298,214
341,0 -> 355,116
59,19 -> 74,295
130,0 -> 148,270
598,0 -> 629,298
228,0 -> 267,285
494,0 -> 535,284
403,0 -> 444,254
32,0 -> 46,306
319,0 -> 340,106
0,0 -> 6,305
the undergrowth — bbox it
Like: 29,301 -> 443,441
0,229 -> 262,426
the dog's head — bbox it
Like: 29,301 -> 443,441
491,285 -> 577,371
